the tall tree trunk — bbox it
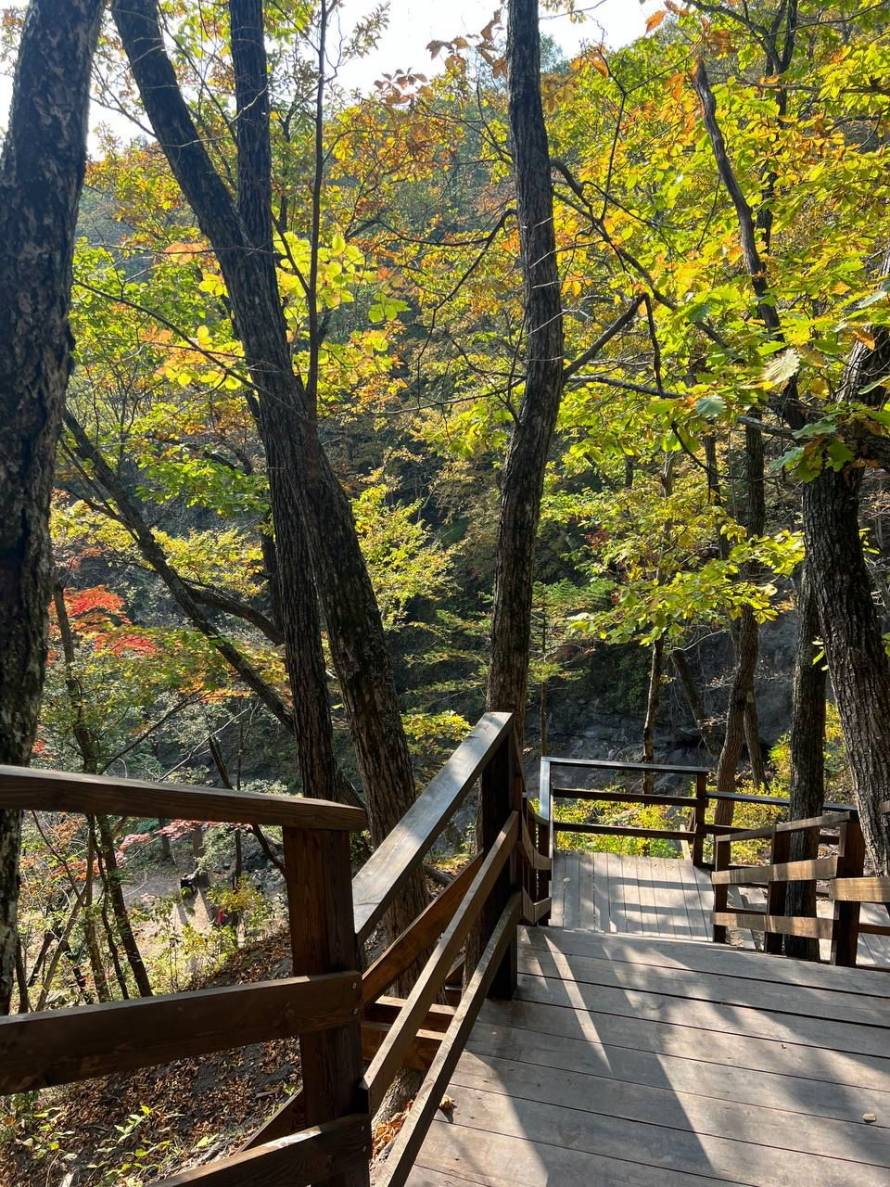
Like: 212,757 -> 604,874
713,419 -> 765,826
95,815 -> 153,997
0,0 -> 103,1013
785,563 -> 826,959
112,0 -> 427,937
803,469 -> 890,874
486,0 -> 564,743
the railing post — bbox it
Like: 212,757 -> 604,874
480,731 -> 519,999
692,772 -> 707,868
832,817 -> 865,967
764,829 -> 790,955
283,827 -> 369,1187
713,836 -> 730,944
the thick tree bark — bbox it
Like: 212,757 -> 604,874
112,0 -> 427,932
804,468 -> 890,873
487,0 -> 564,741
0,0 -> 103,1013
785,563 -> 826,959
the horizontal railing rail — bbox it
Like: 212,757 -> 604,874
242,713 -> 549,1184
0,767 -> 371,1187
538,753 -> 856,871
711,811 -> 866,966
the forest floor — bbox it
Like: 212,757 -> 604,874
0,927 -> 303,1186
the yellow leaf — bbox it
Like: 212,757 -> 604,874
591,51 -> 609,77
646,10 -> 666,32
853,329 -> 877,349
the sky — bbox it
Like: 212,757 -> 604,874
0,0 -> 661,141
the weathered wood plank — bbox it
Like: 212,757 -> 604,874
713,856 -> 839,886
414,1122 -> 746,1187
480,995 -> 890,1090
713,910 -> 836,941
0,973 -> 360,1093
352,712 -> 513,940
832,877 -> 890,903
0,764 -> 366,830
516,944 -> 885,1029
434,1081 -> 890,1186
518,924 -> 890,996
467,1019 -> 890,1129
450,1050 -> 890,1166
155,1115 -> 371,1186
514,971 -> 890,1059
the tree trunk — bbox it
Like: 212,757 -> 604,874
112,0 -> 427,938
713,418 -> 765,826
642,636 -> 665,795
785,563 -> 827,959
803,469 -> 890,873
95,815 -> 153,997
486,0 -> 564,742
0,0 -> 103,1013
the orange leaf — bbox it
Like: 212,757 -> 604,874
853,329 -> 877,350
646,10 -> 666,32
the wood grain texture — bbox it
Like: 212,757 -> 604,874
155,1115 -> 370,1186
0,973 -> 359,1093
0,763 -> 366,830
833,877 -> 890,902
352,712 -> 513,940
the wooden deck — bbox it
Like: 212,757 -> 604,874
405,924 -> 890,1186
549,850 -> 890,966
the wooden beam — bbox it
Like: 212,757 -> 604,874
0,764 -> 366,830
550,788 -> 697,808
521,817 -> 551,871
554,822 -> 696,841
361,813 -> 518,1113
155,1115 -> 371,1186
522,888 -> 552,924
713,911 -> 836,941
712,856 -> 839,886
351,712 -> 514,940
361,1022 -> 441,1071
363,999 -> 455,1033
546,757 -> 709,775
375,894 -> 521,1187
0,974 -> 360,1094
362,855 -> 483,1004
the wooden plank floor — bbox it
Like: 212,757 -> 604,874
405,926 -> 890,1186
550,850 -> 890,966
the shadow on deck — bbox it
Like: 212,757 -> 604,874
406,921 -> 890,1186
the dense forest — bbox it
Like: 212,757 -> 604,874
0,0 -> 889,1180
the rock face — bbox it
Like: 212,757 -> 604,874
523,608 -> 801,788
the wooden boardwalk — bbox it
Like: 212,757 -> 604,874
406,924 -> 890,1186
550,850 -> 890,966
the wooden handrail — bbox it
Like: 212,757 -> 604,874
546,756 -> 710,774
351,711 -> 513,941
0,973 -> 359,1094
362,812 -> 519,1113
712,856 -> 839,887
0,764 -> 367,830
156,1115 -> 372,1186
376,894 -> 522,1187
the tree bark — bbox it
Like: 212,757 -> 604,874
785,563 -> 826,959
95,815 -> 153,997
112,0 -> 427,934
487,0 -> 564,742
0,0 -> 103,1013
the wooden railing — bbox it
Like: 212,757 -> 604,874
711,811 -> 868,965
0,764 -> 371,1186
0,714 -> 550,1185
538,754 -> 855,872
243,711 -> 551,1187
